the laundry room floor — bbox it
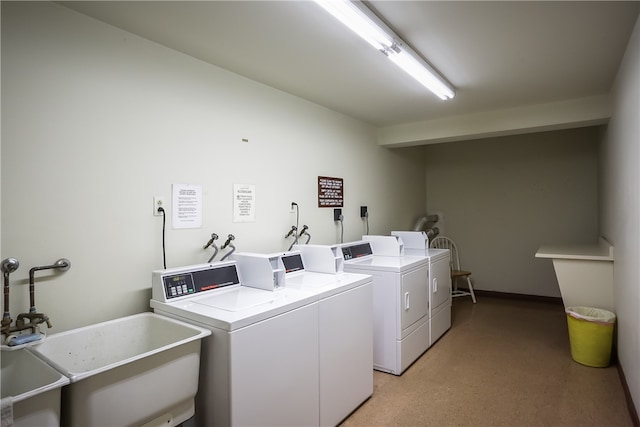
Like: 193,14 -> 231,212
340,295 -> 633,427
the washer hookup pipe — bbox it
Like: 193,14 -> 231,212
28,258 -> 70,313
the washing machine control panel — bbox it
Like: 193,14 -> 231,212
341,242 -> 373,260
153,263 -> 241,302
282,253 -> 304,273
162,273 -> 196,299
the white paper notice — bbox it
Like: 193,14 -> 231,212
233,184 -> 255,223
172,184 -> 202,229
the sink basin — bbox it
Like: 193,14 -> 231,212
1,348 -> 69,427
27,312 -> 211,427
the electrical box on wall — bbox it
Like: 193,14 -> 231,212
334,208 -> 342,221
153,196 -> 166,216
360,206 -> 368,218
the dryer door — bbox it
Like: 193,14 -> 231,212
430,255 -> 452,311
400,264 -> 429,331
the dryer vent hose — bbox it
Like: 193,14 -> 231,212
413,214 -> 439,231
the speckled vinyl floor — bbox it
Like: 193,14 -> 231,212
340,296 -> 632,427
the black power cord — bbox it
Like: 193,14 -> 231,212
157,207 -> 167,269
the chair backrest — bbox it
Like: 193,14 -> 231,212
430,236 -> 462,271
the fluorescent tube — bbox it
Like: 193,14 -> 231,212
387,49 -> 455,100
313,0 -> 394,51
313,0 -> 455,100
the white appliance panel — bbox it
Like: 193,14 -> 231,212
430,302 -> 452,347
400,265 -> 430,331
397,317 -> 430,374
319,283 -> 373,426
150,262 -> 322,427
429,254 -> 452,312
343,251 -> 429,375
229,303 -> 320,427
370,270 -> 397,372
228,252 -> 374,426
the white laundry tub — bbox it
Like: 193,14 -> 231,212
27,312 -> 211,427
1,347 -> 69,427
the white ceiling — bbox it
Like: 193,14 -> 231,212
59,1 -> 639,129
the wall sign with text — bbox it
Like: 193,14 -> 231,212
318,176 -> 343,207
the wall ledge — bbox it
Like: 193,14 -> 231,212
378,94 -> 611,147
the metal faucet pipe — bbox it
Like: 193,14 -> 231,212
300,228 -> 312,245
2,258 -> 19,321
295,225 -> 311,246
284,226 -> 297,238
204,233 -> 220,263
203,233 -> 219,249
28,258 -> 70,313
297,225 -> 308,238
221,234 -> 235,250
220,235 -> 236,261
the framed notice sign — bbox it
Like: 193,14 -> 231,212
318,176 -> 343,207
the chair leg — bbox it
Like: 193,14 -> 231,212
467,276 -> 477,303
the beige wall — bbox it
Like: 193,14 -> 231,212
600,14 -> 640,415
1,2 -> 426,333
424,127 -> 600,297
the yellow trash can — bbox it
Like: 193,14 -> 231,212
566,306 -> 616,367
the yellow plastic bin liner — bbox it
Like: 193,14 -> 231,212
566,306 -> 616,368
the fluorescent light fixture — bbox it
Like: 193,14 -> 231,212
313,0 -> 394,51
387,48 -> 455,100
313,0 -> 455,100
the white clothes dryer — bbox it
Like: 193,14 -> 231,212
150,261 -> 320,427
340,239 -> 429,375
391,231 -> 452,346
235,248 -> 373,427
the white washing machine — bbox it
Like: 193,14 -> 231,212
340,238 -> 430,375
235,247 -> 373,427
150,260 -> 320,427
391,231 -> 452,346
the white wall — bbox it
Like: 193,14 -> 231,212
0,2 -> 426,332
600,14 -> 640,415
424,127 -> 600,297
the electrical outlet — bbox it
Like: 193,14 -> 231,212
360,206 -> 368,218
153,196 -> 166,216
333,208 -> 342,221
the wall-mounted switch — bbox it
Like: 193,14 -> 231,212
333,208 -> 342,221
360,206 -> 368,218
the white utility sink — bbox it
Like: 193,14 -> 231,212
1,348 -> 69,427
27,312 -> 211,427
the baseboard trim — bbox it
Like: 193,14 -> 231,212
614,356 -> 640,426
473,289 -> 563,305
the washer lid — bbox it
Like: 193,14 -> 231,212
284,271 -> 372,299
344,254 -> 428,272
151,285 -> 319,331
196,286 -> 285,312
